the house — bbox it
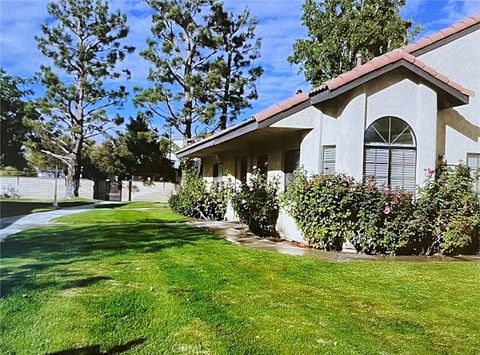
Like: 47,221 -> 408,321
177,15 -> 480,243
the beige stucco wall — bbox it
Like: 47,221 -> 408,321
364,73 -> 438,184
418,29 -> 480,164
316,72 -> 438,185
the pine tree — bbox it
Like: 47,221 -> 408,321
206,5 -> 263,131
136,0 -> 262,141
0,69 -> 36,170
33,0 -> 134,197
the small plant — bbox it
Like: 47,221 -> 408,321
413,163 -> 480,255
203,181 -> 231,221
231,168 -> 279,237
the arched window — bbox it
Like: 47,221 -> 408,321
364,117 -> 416,192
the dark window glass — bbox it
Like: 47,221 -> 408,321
213,163 -> 223,178
284,149 -> 300,174
257,155 -> 268,175
236,157 -> 248,183
365,117 -> 415,146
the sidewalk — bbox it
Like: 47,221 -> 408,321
189,220 -> 480,262
0,204 -> 96,241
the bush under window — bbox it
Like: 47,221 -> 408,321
282,165 -> 479,256
169,170 -> 230,221
231,168 -> 279,238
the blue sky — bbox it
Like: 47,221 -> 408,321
1,0 -> 479,139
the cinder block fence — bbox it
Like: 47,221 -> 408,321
0,176 -> 94,200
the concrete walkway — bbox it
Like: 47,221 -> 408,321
190,220 -> 364,261
0,204 -> 96,241
190,220 -> 480,262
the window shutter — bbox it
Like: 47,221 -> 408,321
364,148 -> 389,187
390,149 -> 416,192
467,153 -> 480,194
322,146 -> 336,174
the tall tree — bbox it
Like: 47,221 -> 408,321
206,6 -> 263,131
33,0 -> 134,197
136,0 -> 262,141
0,69 -> 35,170
122,114 -> 177,181
289,0 -> 420,86
83,114 -> 177,181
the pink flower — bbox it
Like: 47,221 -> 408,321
383,206 -> 391,215
424,168 -> 435,175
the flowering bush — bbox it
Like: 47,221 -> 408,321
412,163 -> 480,255
281,172 -> 355,250
349,179 -> 416,255
169,170 -> 231,220
231,168 -> 279,237
282,165 -> 479,256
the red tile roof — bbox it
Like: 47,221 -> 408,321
403,14 -> 480,54
254,91 -> 309,122
255,15 -> 478,123
310,15 -> 479,97
311,48 -> 475,97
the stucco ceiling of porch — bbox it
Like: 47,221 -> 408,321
186,127 -> 309,158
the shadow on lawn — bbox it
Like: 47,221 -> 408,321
48,337 -> 146,355
1,223 -> 211,298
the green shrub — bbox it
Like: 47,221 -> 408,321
169,170 -> 230,221
413,163 -> 480,255
282,172 -> 416,254
282,165 -> 479,256
231,169 -> 279,238
350,180 -> 416,255
203,181 -> 231,221
282,172 -> 355,250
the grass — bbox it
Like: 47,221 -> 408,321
55,203 -> 185,224
0,198 -> 94,218
1,206 -> 479,354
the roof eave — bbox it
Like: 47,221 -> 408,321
310,60 -> 470,107
176,119 -> 258,158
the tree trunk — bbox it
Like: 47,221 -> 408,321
65,136 -> 82,198
65,158 -> 81,198
183,31 -> 193,143
219,50 -> 232,131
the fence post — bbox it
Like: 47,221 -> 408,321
53,165 -> 59,208
128,179 -> 132,201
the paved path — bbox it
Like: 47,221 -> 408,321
0,204 -> 96,241
190,220 -> 480,262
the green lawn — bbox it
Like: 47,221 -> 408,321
1,207 -> 479,354
0,198 -> 94,218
